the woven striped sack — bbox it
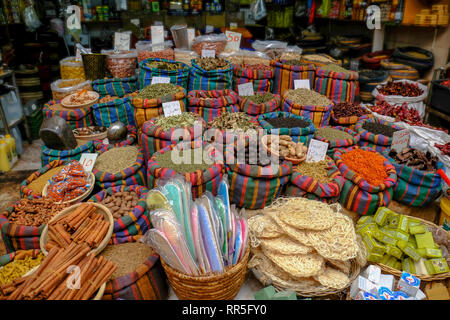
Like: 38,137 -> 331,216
94,125 -> 137,152
20,160 -> 66,199
92,146 -> 147,189
358,70 -> 390,103
131,86 -> 186,130
187,89 -> 239,123
355,117 -> 403,153
271,60 -> 315,96
88,185 -> 151,244
330,111 -> 373,131
257,111 -> 315,145
281,94 -> 332,128
333,146 -> 397,216
102,241 -> 168,300
239,93 -> 281,117
314,126 -> 360,157
41,141 -> 95,166
0,249 -> 41,267
91,96 -> 136,127
92,76 -> 138,97
147,141 -> 224,199
383,151 -> 445,207
361,50 -> 393,70
314,67 -> 359,103
140,116 -> 206,163
43,100 -> 95,130
233,65 -> 274,94
139,58 -> 190,90
380,60 -> 419,81
285,158 -> 345,204
188,60 -> 233,91
226,160 -> 293,209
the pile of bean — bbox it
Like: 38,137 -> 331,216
285,88 -> 332,107
6,198 -> 70,226
266,135 -> 307,160
154,148 -> 213,173
246,92 -> 274,104
27,166 -> 64,195
378,81 -> 423,97
194,58 -> 230,71
145,60 -> 184,70
100,191 -> 140,221
94,146 -> 139,174
321,64 -> 350,74
388,147 -> 438,172
265,116 -> 309,129
316,127 -> 353,141
209,112 -> 256,132
362,122 -> 399,138
283,59 -> 304,66
244,64 -> 273,72
294,160 -> 334,184
105,51 -> 137,78
101,242 -> 155,279
333,102 -> 368,118
0,252 -> 45,285
137,48 -> 174,63
136,83 -> 179,100
154,112 -> 200,131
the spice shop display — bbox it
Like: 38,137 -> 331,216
20,160 -> 65,198
144,177 -> 249,299
191,34 -> 228,56
136,40 -> 175,63
282,88 -> 333,127
393,47 -> 434,76
233,64 -> 274,94
139,58 -> 190,90
189,58 -> 233,91
271,60 -> 315,96
0,250 -> 44,286
355,118 -> 403,153
357,207 -> 450,281
334,147 -> 397,216
187,89 -> 239,122
240,93 -> 281,117
314,64 -> 359,103
314,126 -> 360,157
248,197 -> 365,297
102,49 -> 138,78
59,57 -> 86,80
51,79 -> 92,101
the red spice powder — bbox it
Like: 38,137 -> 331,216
341,149 -> 388,185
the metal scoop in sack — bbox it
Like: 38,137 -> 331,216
39,115 -> 77,150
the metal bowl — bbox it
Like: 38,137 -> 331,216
107,121 -> 128,142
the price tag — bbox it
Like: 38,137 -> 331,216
391,129 -> 410,153
130,18 -> 140,27
102,138 -> 109,145
162,101 -> 182,117
294,79 -> 310,90
151,25 -> 164,52
114,32 -> 131,51
79,153 -> 98,172
238,82 -> 254,96
151,76 -> 171,84
225,30 -> 242,51
76,48 -> 91,61
230,22 -> 238,29
305,139 -> 329,163
205,25 -> 214,33
201,49 -> 216,58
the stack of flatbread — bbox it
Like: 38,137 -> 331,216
248,197 -> 367,295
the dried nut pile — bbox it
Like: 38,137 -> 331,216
388,147 -> 438,172
192,40 -> 227,57
194,57 -> 230,71
285,88 -> 331,107
6,198 -> 70,226
73,126 -> 107,136
136,83 -> 179,100
137,48 -> 174,63
101,191 -> 140,221
266,135 -> 307,160
209,112 -> 256,132
105,51 -> 137,78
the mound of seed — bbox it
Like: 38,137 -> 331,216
146,60 -> 184,70
266,117 -> 309,129
362,122 -> 399,138
294,160 -> 334,184
283,59 -> 304,66
27,166 -> 64,195
154,148 -> 213,173
246,92 -> 274,104
94,146 -> 139,174
285,88 -> 331,107
137,83 -> 179,100
321,63 -> 350,74
316,127 -> 353,141
154,112 -> 200,131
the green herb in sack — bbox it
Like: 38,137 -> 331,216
137,83 -> 178,100
316,128 -> 353,141
285,88 -> 331,107
154,148 -> 213,173
283,59 -> 304,66
146,61 -> 184,70
154,112 -> 200,131
246,92 -> 274,104
209,112 -> 256,132
321,64 -> 350,74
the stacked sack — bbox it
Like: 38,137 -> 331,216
92,76 -> 138,97
188,57 -> 233,91
380,60 -> 419,81
139,58 -> 190,90
314,64 -> 359,103
239,93 -> 281,118
392,47 -> 434,77
270,60 -> 316,96
91,95 -> 137,127
42,100 -> 95,130
187,89 -> 239,123
233,64 -> 274,94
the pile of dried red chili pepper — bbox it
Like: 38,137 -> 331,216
441,79 -> 450,87
378,81 -> 424,97
435,143 -> 450,156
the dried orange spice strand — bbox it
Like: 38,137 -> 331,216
341,149 -> 388,185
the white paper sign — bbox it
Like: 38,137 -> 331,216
205,25 -> 214,33
79,153 -> 98,172
114,32 -> 131,51
294,79 -> 310,90
151,25 -> 164,52
102,138 -> 109,145
230,22 -> 238,29
154,20 -> 164,26
306,139 -> 329,163
225,31 -> 242,51
130,18 -> 140,27
201,49 -> 216,58
151,76 -> 171,84
238,82 -> 254,96
162,101 -> 182,117
391,129 -> 410,153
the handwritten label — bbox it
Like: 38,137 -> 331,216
306,139 -> 329,163
79,153 -> 98,172
201,49 -> 216,58
238,82 -> 254,96
151,25 -> 164,51
230,22 -> 238,29
294,79 -> 310,90
130,18 -> 140,27
225,31 -> 242,51
114,32 -> 131,51
162,101 -> 182,117
151,76 -> 171,84
391,129 -> 410,153
205,25 -> 214,33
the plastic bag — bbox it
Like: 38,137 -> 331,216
279,45 -> 303,61
136,40 -> 174,62
252,40 -> 287,51
174,48 -> 199,66
23,2 -> 41,32
101,49 -> 138,78
191,34 -> 228,56
50,79 -> 92,100
60,57 -> 85,80
251,0 -> 267,21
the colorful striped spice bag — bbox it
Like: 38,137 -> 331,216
92,76 -> 138,97
187,89 -> 239,123
271,60 -> 315,96
43,100 -> 95,130
139,58 -> 190,90
314,64 -> 359,103
233,64 -> 274,94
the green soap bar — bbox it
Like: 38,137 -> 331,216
394,261 -> 402,271
272,290 -> 297,300
408,237 -> 417,249
408,220 -> 422,229
429,258 -> 450,274
381,227 -> 396,237
402,258 -> 416,274
424,259 -> 436,275
397,215 -> 409,233
374,207 -> 391,226
363,234 -> 387,255
387,211 -> 400,229
425,248 -> 443,258
410,225 -> 426,235
254,286 -> 276,300
415,232 -> 435,249
386,245 -> 403,259
373,229 -> 398,246
397,240 -> 408,250
381,254 -> 391,264
367,252 -> 384,263
357,223 -> 377,235
386,256 -> 398,268
357,216 -> 373,225
395,230 -> 410,242
417,248 -> 427,257
402,245 -> 422,262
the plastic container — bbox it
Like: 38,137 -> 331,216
440,196 -> 450,231
0,90 -> 23,129
136,40 -> 174,63
50,79 -> 92,100
174,48 -> 198,66
0,139 -> 11,172
101,49 -> 138,78
4,134 -> 17,165
60,57 -> 86,80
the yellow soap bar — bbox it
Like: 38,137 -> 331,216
373,229 -> 398,246
402,258 -> 416,274
363,234 -> 387,255
367,252 -> 384,263
386,245 -> 403,259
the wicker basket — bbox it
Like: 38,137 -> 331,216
161,248 -> 250,300
375,217 -> 450,282
81,53 -> 107,80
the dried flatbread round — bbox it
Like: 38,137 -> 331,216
313,267 -> 350,290
261,236 -> 313,255
326,259 -> 351,275
267,211 -> 313,246
248,214 -> 282,238
277,199 -> 335,231
263,248 -> 324,278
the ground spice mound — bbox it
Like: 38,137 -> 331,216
340,149 -> 388,185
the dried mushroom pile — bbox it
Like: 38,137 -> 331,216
389,147 -> 438,172
248,198 -> 367,294
209,112 -> 256,133
195,57 -> 230,71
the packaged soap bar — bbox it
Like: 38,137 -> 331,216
413,258 -> 429,275
357,216 -> 373,225
350,275 -> 378,299
381,254 -> 390,265
396,272 -> 421,296
386,245 -> 403,259
363,234 -> 386,255
380,227 -> 396,237
402,258 -> 416,274
393,261 -> 402,271
378,274 -> 395,291
394,230 -> 410,242
428,258 -> 450,274
393,291 -> 409,300
362,265 -> 381,283
367,252 -> 384,263
373,229 -> 398,246
355,291 -> 379,300
357,223 -> 378,235
415,232 -> 435,249
374,207 -> 391,226
409,225 -> 426,235
386,256 -> 399,268
397,215 -> 409,233
387,211 -> 399,229
378,287 -> 395,300
398,240 -> 421,261
425,248 -> 443,258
